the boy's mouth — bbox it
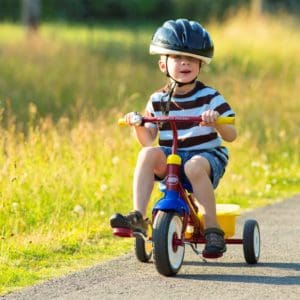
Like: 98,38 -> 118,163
180,70 -> 191,74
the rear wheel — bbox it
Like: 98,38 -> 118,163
152,211 -> 185,276
134,236 -> 152,262
243,219 -> 260,264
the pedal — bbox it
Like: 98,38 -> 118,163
112,227 -> 133,237
202,252 -> 223,259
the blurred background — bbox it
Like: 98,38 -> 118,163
0,0 -> 299,294
1,0 -> 300,24
0,0 -> 299,125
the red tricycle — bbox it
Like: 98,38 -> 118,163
112,115 -> 261,276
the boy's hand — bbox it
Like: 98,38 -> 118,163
125,112 -> 143,126
200,110 -> 220,127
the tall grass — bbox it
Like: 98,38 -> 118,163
0,13 -> 299,294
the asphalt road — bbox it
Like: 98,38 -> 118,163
3,195 -> 300,300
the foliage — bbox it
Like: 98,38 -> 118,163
0,12 -> 299,294
1,0 -> 299,23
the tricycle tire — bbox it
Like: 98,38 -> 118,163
152,211 -> 185,276
134,236 -> 152,262
243,219 -> 260,264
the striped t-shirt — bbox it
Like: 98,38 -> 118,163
145,81 -> 235,160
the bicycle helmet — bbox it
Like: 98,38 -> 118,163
150,19 -> 214,64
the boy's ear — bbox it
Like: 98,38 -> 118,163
158,59 -> 167,74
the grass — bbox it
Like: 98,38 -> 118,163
0,12 -> 299,294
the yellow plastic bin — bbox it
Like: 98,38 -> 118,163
197,204 -> 240,238
216,204 -> 240,238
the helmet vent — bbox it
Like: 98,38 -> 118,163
181,32 -> 186,45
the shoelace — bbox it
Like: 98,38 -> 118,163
206,233 -> 224,247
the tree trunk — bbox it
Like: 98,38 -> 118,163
251,0 -> 264,16
22,0 -> 41,33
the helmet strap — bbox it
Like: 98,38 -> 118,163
160,81 -> 176,116
160,55 -> 199,116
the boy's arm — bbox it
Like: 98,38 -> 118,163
215,124 -> 237,142
200,110 -> 237,142
134,125 -> 158,146
124,111 -> 158,146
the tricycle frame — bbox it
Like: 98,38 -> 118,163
113,115 -> 260,276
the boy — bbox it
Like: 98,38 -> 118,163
110,19 -> 237,257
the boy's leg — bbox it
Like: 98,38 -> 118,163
110,147 -> 167,233
133,147 -> 167,216
184,155 -> 226,256
184,155 -> 218,228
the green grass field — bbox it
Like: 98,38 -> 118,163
0,12 -> 299,294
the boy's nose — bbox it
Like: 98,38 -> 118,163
181,58 -> 189,64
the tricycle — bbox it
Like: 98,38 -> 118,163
112,115 -> 261,276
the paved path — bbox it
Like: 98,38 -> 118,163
3,195 -> 300,300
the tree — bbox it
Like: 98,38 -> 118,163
22,0 -> 41,33
251,0 -> 265,15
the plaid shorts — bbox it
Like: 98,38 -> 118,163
156,146 -> 228,192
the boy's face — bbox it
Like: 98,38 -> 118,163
159,55 -> 201,84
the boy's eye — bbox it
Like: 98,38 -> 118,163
172,55 -> 182,60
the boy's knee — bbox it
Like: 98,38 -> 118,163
138,147 -> 164,163
184,156 -> 210,180
138,147 -> 155,158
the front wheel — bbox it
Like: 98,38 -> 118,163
243,219 -> 260,264
152,211 -> 185,276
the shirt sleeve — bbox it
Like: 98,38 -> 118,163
144,96 -> 157,128
210,93 -> 235,117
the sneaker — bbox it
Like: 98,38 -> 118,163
110,210 -> 148,236
202,227 -> 226,258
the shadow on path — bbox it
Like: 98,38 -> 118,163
183,261 -> 300,271
178,261 -> 300,285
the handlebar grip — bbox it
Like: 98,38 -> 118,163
118,118 -> 127,126
216,116 -> 235,125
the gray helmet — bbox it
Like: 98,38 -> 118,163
150,19 -> 214,64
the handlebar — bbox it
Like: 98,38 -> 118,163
118,116 -> 235,126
